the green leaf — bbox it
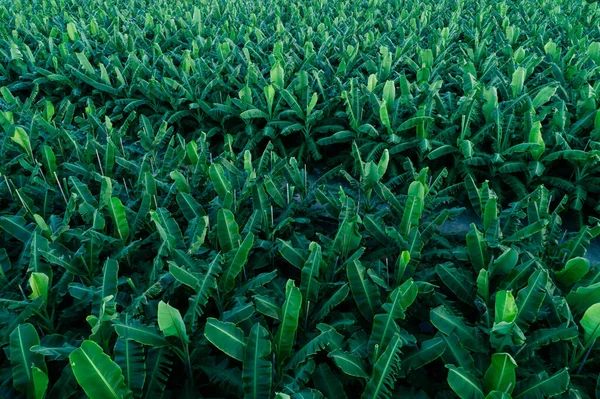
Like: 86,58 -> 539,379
205,317 -> 246,361
312,283 -> 349,322
567,282 -> 600,315
0,216 -> 33,243
142,348 -> 172,399
286,324 -> 343,370
369,279 -> 417,354
446,365 -> 485,399
489,248 -> 518,277
519,324 -> 577,357
485,391 -> 510,399
495,291 -> 517,323
514,368 -> 570,399
31,366 -> 49,399
28,272 -> 49,305
10,323 -> 45,393
441,333 -> 478,376
243,323 -> 272,399
483,353 -> 517,394
300,242 -> 322,309
515,269 -> 547,329
531,85 -> 557,109
274,280 -> 302,364
401,337 -> 446,375
217,208 -> 241,253
556,257 -> 589,286
157,301 -> 188,344
41,145 -> 58,177
108,197 -> 129,240
254,295 -> 282,321
347,259 -> 381,321
113,318 -> 169,347
114,329 -> 145,397
436,263 -> 475,303
170,171 -> 191,194
383,80 -> 395,113
329,349 -> 369,378
466,223 -> 487,272
510,67 -> 526,97
220,232 -> 254,294
431,306 -> 485,353
581,303 -> 600,346
70,340 -> 132,399
400,181 -> 425,236
11,127 -> 33,160
210,163 -> 232,199
101,259 -> 119,301
277,239 -> 307,269
362,335 -> 402,399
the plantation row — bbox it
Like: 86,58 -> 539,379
2,0 -> 600,210
2,0 -> 600,397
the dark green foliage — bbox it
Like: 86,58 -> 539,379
1,0 -> 600,397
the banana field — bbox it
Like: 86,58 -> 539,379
3,0 -> 600,397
